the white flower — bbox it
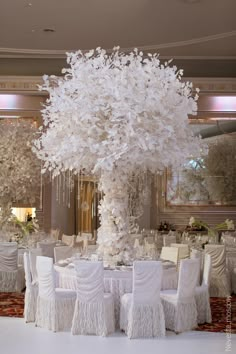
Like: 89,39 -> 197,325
225,219 -> 235,230
189,216 -> 196,227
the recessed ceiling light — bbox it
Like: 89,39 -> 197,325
181,0 -> 201,4
43,28 -> 55,33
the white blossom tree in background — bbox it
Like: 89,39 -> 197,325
203,136 -> 236,204
0,121 -> 41,228
33,47 -> 206,263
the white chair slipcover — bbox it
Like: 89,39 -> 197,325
50,229 -> 60,241
226,251 -> 236,294
221,233 -> 236,250
29,248 -> 42,285
0,242 -> 25,292
86,244 -> 98,257
35,256 -> 76,332
190,248 -> 203,286
160,246 -> 178,265
54,246 -> 73,263
205,245 -> 231,297
71,261 -> 115,336
195,253 -> 212,324
120,261 -> 165,338
76,233 -> 92,254
232,267 -> 236,294
171,243 -> 190,269
62,234 -> 76,247
163,235 -> 176,247
160,259 -> 199,333
24,252 -> 38,322
54,264 -> 177,327
37,241 -> 57,259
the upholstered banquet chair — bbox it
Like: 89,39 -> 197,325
160,246 -> 179,266
24,252 -> 38,322
62,234 -> 76,247
29,248 -> 42,284
50,228 -> 60,241
71,261 -> 115,336
171,243 -> 190,269
190,248 -> 203,285
195,253 -> 212,324
35,256 -> 76,332
221,233 -> 236,249
120,261 -> 165,339
54,246 -> 73,263
0,242 -> 25,292
160,259 -> 199,333
204,244 -> 231,297
76,233 -> 92,254
226,250 -> 236,294
163,235 -> 176,247
37,240 -> 57,259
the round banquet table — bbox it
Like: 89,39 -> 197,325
54,262 -> 178,327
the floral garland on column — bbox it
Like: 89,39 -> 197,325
0,121 -> 41,228
32,47 -> 206,262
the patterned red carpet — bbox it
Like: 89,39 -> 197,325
0,292 -> 24,318
196,296 -> 236,334
0,292 -> 235,333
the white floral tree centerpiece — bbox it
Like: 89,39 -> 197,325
0,121 -> 41,228
32,47 -> 205,263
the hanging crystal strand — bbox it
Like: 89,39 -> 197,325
81,176 -> 83,235
62,171 -> 65,204
56,175 -> 59,202
39,163 -> 43,210
77,173 -> 81,235
58,174 -> 61,204
77,172 -> 81,202
68,170 -> 71,208
65,170 -> 67,207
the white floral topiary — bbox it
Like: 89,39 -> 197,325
33,47 -> 206,262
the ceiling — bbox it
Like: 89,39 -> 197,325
0,0 -> 236,77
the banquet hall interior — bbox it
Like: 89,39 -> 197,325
0,1 -> 236,353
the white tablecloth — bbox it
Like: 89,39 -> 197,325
54,263 -> 177,327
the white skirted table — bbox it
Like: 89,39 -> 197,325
54,262 -> 177,327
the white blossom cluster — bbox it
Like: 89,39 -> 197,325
33,47 -> 204,177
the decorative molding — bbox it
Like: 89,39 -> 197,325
0,76 -> 236,95
0,30 -> 236,58
184,78 -> 236,93
0,76 -> 44,94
